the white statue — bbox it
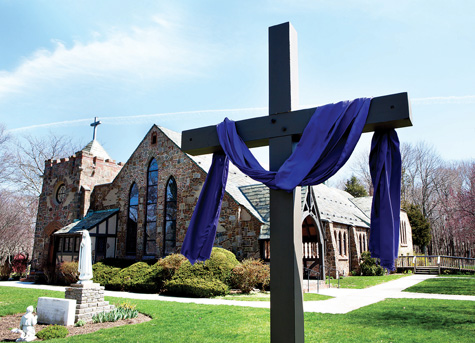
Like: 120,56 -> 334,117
11,305 -> 37,342
78,230 -> 93,284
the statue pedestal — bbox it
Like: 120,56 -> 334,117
65,283 -> 115,323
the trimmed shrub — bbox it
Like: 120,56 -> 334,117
359,251 -> 385,276
172,248 -> 239,284
58,261 -> 79,284
204,248 -> 240,284
156,254 -> 188,279
231,259 -> 270,293
100,258 -> 138,269
36,325 -> 69,340
164,277 -> 228,298
92,262 -> 121,287
108,262 -> 159,292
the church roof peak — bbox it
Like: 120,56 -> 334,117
81,139 -> 112,160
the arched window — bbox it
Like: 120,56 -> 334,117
343,232 -> 347,256
338,231 -> 342,255
144,159 -> 158,256
163,177 -> 177,256
126,183 -> 139,255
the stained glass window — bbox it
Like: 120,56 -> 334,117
145,159 -> 158,256
163,177 -> 177,256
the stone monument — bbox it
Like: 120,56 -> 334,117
65,230 -> 114,323
11,305 -> 37,342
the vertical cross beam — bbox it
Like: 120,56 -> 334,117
269,22 -> 304,343
90,117 -> 102,141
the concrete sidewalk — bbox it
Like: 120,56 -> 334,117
1,274 -> 473,314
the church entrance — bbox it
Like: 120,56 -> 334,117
302,215 -> 324,280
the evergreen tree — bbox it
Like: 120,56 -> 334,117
344,175 -> 368,198
404,203 -> 431,253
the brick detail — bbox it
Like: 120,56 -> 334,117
65,283 -> 115,323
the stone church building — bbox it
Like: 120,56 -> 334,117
32,124 -> 413,279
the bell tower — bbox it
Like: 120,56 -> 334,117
31,119 -> 122,277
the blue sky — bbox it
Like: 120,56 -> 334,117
1,1 -> 474,183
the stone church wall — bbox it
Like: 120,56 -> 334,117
32,152 -> 122,271
90,126 -> 262,261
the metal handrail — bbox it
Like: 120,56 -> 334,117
303,267 -> 321,293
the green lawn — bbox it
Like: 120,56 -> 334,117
213,292 -> 332,302
327,273 -> 409,289
1,286 -> 474,342
404,277 -> 475,296
437,274 -> 475,278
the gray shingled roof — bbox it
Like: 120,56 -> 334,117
349,196 -> 373,219
312,184 -> 370,228
54,209 -> 119,235
81,140 -> 112,160
239,183 -> 370,229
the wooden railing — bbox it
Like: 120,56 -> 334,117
396,255 -> 475,273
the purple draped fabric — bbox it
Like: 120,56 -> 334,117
180,153 -> 229,264
181,97 -> 401,270
369,129 -> 401,270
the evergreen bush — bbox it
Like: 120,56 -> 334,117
359,251 -> 385,276
36,325 -> 69,340
231,259 -> 270,293
92,262 -> 121,287
108,262 -> 159,292
164,277 -> 228,297
156,253 -> 188,279
204,248 -> 240,284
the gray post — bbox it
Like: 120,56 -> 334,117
269,22 -> 304,343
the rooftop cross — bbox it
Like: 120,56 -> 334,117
90,117 -> 102,141
181,22 -> 412,343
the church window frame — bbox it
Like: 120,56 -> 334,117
151,132 -> 157,145
338,231 -> 342,256
54,182 -> 68,205
126,183 -> 139,256
163,176 -> 177,256
144,158 -> 158,257
343,231 -> 347,256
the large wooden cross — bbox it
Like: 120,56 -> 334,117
181,22 -> 412,343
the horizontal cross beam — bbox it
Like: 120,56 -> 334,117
181,92 -> 412,155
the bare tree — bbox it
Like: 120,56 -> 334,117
0,124 -> 14,186
0,190 -> 36,266
350,148 -> 372,193
12,133 -> 81,197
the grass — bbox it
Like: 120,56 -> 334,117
1,286 -> 474,342
327,273 -> 409,289
213,292 -> 333,302
404,277 -> 475,296
438,273 -> 475,278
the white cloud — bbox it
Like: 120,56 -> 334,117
8,107 -> 268,133
0,16 -> 220,100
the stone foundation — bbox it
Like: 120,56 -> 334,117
65,283 -> 115,323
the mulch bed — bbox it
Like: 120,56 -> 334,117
0,312 -> 151,342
